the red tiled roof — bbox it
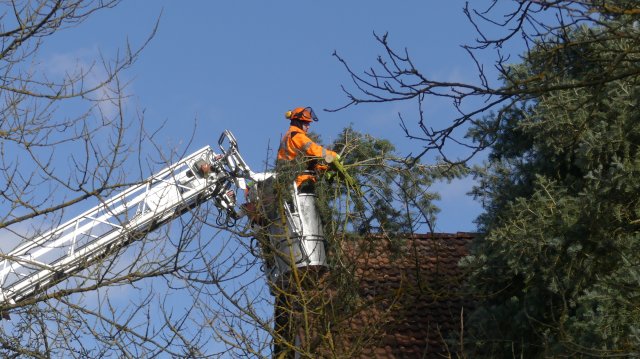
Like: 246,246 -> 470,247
273,232 -> 475,358
338,232 -> 475,358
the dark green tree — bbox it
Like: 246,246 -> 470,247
465,22 -> 640,357
334,2 -> 640,357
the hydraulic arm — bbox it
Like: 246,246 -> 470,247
0,130 -> 328,309
0,131 -> 249,306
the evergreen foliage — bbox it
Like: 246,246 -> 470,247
320,126 -> 466,236
265,127 -> 469,357
466,21 -> 640,358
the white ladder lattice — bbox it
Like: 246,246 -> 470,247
0,141 -> 242,305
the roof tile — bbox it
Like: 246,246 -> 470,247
273,232 -> 476,358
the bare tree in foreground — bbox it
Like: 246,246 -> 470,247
330,1 -> 640,165
0,1 -> 474,357
0,1 -> 226,357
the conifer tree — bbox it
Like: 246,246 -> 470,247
465,21 -> 640,358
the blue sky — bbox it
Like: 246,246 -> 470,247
0,1 -> 540,355
42,1 -> 512,231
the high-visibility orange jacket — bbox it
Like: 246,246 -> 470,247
277,125 -> 337,187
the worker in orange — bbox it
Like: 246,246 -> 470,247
277,106 -> 339,191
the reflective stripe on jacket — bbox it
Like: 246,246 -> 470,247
277,126 -> 335,161
277,125 -> 337,187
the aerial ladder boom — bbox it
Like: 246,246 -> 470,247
0,131 -> 250,306
0,130 -> 328,309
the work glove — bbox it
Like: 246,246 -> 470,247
324,152 -> 340,164
328,157 -> 362,197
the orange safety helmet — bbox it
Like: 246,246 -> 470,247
285,107 -> 318,122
